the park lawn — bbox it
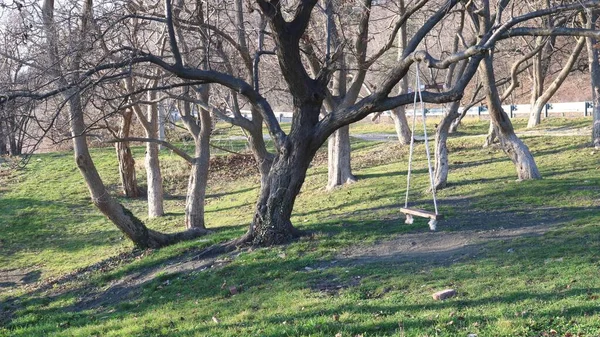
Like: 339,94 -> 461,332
1,125 -> 600,336
350,116 -> 591,137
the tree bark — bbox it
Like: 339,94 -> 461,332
0,126 -> 6,155
390,0 -> 412,145
115,109 -> 140,198
249,143 -> 314,246
481,54 -> 541,180
390,105 -> 412,145
587,10 -> 600,149
482,120 -> 497,147
144,97 -> 164,218
326,53 -> 356,190
449,112 -> 464,133
433,101 -> 460,190
184,103 -> 211,230
327,125 -> 356,190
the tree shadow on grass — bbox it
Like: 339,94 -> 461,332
0,198 -> 123,259
4,228 -> 600,337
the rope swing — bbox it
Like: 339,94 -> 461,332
400,62 -> 443,231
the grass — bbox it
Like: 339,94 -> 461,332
1,119 -> 600,336
351,116 -> 592,137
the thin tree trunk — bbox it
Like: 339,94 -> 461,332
185,104 -> 211,230
433,101 -> 460,190
68,89 -> 206,248
326,51 -> 356,190
41,0 -> 206,249
248,111 -> 274,182
586,10 -> 600,148
0,125 -> 6,155
115,109 -> 140,197
391,0 -> 412,145
528,37 -> 586,128
482,120 -> 497,147
327,125 -> 356,190
145,99 -> 164,218
449,112 -> 464,133
481,54 -> 541,180
390,106 -> 412,145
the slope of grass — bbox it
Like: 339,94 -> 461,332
1,121 -> 600,337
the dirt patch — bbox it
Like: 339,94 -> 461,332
64,250 -> 239,312
0,268 -> 41,288
209,154 -> 258,182
338,225 -> 549,266
338,196 -> 571,266
309,273 -> 362,296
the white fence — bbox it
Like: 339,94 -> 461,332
196,102 -> 595,123
401,101 -> 595,118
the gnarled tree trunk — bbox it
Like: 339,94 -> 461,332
115,109 -> 140,198
481,54 -> 541,180
249,141 -> 314,246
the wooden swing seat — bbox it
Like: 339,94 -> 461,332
400,208 -> 443,221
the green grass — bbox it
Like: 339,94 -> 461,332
351,116 -> 592,137
2,120 -> 600,336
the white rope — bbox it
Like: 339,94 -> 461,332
417,67 -> 439,215
404,68 -> 419,209
403,63 -> 439,216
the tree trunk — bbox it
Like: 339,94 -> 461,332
145,140 -> 164,217
185,107 -> 211,230
482,120 -> 497,147
587,10 -> 600,148
40,0 -> 206,249
527,46 -> 545,128
115,109 -> 140,198
247,109 -> 274,185
527,102 -> 544,128
528,37 -> 586,128
0,132 -> 6,155
390,106 -> 412,145
67,90 -> 206,248
327,125 -> 356,190
145,100 -> 164,218
433,101 -> 460,190
449,112 -> 464,133
391,0 -> 412,145
481,54 -> 541,180
249,145 -> 313,246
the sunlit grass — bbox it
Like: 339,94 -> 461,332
1,119 -> 600,337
